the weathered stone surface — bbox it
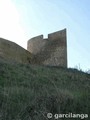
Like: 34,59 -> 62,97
27,28 -> 67,67
0,28 -> 67,67
0,38 -> 32,63
27,35 -> 47,55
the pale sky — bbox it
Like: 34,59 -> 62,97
0,0 -> 90,70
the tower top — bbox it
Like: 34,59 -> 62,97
27,28 -> 67,67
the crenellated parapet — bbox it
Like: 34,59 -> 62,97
27,35 -> 47,55
27,28 -> 67,67
0,29 -> 67,67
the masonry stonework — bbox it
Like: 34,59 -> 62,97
27,35 -> 47,55
27,28 -> 67,67
0,29 -> 67,67
0,38 -> 32,63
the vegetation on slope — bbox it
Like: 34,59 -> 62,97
0,58 -> 90,120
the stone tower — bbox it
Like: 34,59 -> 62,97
27,28 -> 67,67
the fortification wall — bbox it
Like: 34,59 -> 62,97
0,38 -> 32,63
27,35 -> 47,55
48,29 -> 66,41
27,28 -> 67,67
45,29 -> 67,67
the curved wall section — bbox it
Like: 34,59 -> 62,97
0,38 -> 32,63
27,28 -> 67,67
27,35 -> 47,55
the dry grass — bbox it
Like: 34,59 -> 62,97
0,58 -> 90,120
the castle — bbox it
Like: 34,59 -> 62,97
0,28 -> 67,67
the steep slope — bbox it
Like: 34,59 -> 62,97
0,59 -> 90,120
0,38 -> 32,63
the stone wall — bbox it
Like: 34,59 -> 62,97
27,28 -> 67,67
27,35 -> 47,55
0,38 -> 32,63
0,28 -> 67,67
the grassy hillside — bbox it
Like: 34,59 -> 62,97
0,58 -> 90,120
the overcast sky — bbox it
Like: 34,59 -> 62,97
0,0 -> 90,70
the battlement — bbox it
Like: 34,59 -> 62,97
27,35 -> 47,55
48,28 -> 66,40
0,28 -> 67,67
27,28 -> 67,67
